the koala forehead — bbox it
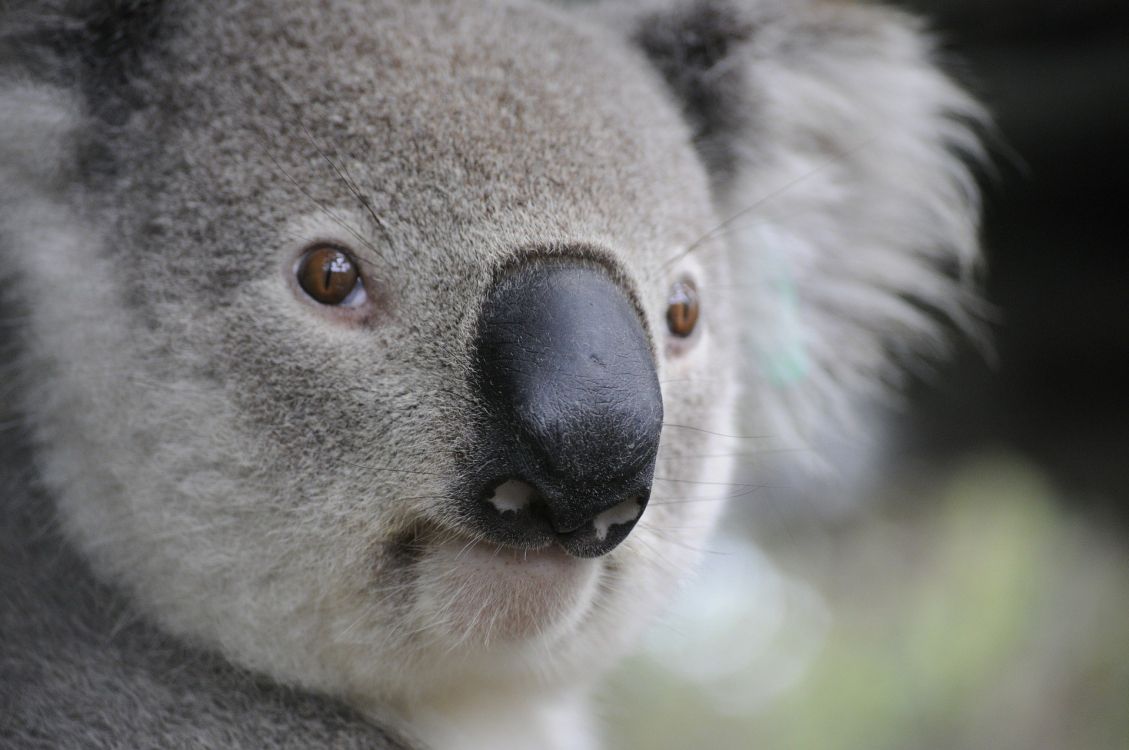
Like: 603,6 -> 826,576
115,0 -> 716,297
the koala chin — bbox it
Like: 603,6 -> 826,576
0,1 -> 983,748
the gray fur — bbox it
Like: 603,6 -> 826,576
0,1 -> 983,748
0,423 -> 410,749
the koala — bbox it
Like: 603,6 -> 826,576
0,1 -> 983,748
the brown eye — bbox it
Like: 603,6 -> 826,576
297,245 -> 362,306
666,280 -> 700,338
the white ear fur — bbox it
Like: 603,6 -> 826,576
720,3 -> 986,470
0,83 -> 81,194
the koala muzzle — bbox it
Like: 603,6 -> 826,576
468,260 -> 663,558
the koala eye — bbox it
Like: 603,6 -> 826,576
666,280 -> 700,338
296,245 -> 366,306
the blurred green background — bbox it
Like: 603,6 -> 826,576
603,3 -> 1129,748
603,454 -> 1129,749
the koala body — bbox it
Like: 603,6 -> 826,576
0,1 -> 981,748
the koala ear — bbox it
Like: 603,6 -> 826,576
633,0 -> 986,468
0,1 -> 167,119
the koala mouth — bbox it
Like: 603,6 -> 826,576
403,518 -> 604,645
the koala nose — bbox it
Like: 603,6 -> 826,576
469,260 -> 663,558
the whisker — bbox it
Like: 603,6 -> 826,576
651,135 -> 878,277
657,448 -> 813,460
658,376 -> 734,386
650,482 -> 770,502
652,475 -> 761,488
661,422 -> 768,440
634,523 -> 724,556
256,133 -> 385,262
297,122 -> 395,259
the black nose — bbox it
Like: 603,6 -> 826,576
468,259 -> 663,558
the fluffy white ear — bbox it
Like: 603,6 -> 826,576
634,0 -> 986,473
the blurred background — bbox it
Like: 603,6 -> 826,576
604,3 -> 1129,748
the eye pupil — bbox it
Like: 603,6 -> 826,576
298,245 -> 359,305
666,281 -> 700,338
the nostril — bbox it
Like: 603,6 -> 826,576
485,479 -> 537,515
551,488 -> 651,558
479,473 -> 650,552
479,477 -> 647,535
592,495 -> 645,542
480,478 -> 559,528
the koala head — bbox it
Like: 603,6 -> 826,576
0,0 -> 981,732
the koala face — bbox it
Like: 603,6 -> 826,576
5,0 -> 737,707
0,0 -> 982,740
